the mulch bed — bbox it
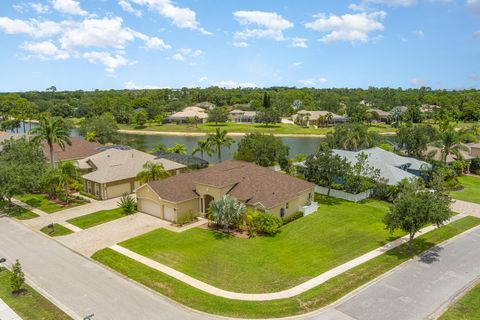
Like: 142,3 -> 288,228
450,186 -> 465,192
11,288 -> 28,297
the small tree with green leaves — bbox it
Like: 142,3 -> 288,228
118,193 -> 137,214
10,260 -> 25,295
207,107 -> 229,125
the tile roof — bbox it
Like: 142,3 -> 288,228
43,137 -> 103,162
296,110 -> 346,120
147,160 -> 314,208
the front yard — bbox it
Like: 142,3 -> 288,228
118,196 -> 402,293
40,224 -> 73,237
450,176 -> 480,204
0,201 -> 38,220
0,267 -> 71,320
15,194 -> 87,214
67,208 -> 130,229
440,281 -> 480,320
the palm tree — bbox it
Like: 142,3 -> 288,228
136,161 -> 171,184
207,128 -> 234,162
325,112 -> 333,127
431,128 -> 469,165
192,139 -> 213,159
167,144 -> 187,154
31,115 -> 71,168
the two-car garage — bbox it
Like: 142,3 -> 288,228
137,199 -> 176,222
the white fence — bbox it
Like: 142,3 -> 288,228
315,186 -> 372,203
299,202 -> 319,216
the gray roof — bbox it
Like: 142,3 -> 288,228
333,147 -> 432,185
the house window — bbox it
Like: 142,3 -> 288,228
308,193 -> 312,201
286,202 -> 289,209
280,208 -> 285,218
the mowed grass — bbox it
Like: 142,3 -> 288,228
40,224 -> 73,237
15,194 -> 83,213
0,201 -> 38,220
93,216 -> 480,319
120,196 -> 402,293
451,176 -> 480,204
440,282 -> 480,320
0,268 -> 71,320
67,208 -> 129,229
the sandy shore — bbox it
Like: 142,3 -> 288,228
118,129 -> 328,138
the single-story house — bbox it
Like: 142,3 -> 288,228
136,160 -> 316,223
166,106 -> 209,124
79,148 -> 186,200
425,146 -> 474,167
42,136 -> 103,164
469,143 -> 480,158
293,110 -> 347,126
229,110 -> 257,124
333,147 -> 432,186
367,108 -> 390,122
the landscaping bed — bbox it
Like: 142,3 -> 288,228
450,176 -> 480,204
40,224 -> 73,237
118,196 -> 402,293
440,281 -> 480,320
16,194 -> 88,213
0,267 -> 71,320
93,216 -> 480,319
67,208 -> 129,229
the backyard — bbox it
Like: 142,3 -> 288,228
119,196 -> 402,293
15,194 -> 87,214
67,208 -> 130,229
450,176 -> 480,204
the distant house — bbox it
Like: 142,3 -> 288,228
367,108 -> 390,122
470,143 -> 480,158
425,146 -> 474,165
229,110 -> 257,124
136,160 -> 316,223
333,147 -> 431,186
79,148 -> 186,200
42,136 -> 103,163
293,110 -> 347,126
420,104 -> 439,114
0,132 -> 24,150
166,106 -> 209,124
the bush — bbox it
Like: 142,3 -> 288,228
283,211 -> 304,224
451,160 -> 468,176
117,193 -> 137,214
471,157 -> 480,175
177,210 -> 199,226
254,212 -> 283,235
445,176 -> 461,190
10,260 -> 25,294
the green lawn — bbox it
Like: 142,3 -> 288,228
118,122 -> 397,135
0,201 -> 38,220
15,194 -> 84,213
451,176 -> 480,204
67,208 -> 129,229
119,196 -> 402,293
440,282 -> 480,320
0,268 -> 71,320
93,216 -> 480,319
40,224 -> 73,237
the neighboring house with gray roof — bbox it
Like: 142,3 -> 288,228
79,148 -> 186,200
333,147 -> 431,186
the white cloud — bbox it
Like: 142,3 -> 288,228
83,51 -> 134,73
125,81 -> 168,89
21,41 -> 70,60
474,30 -> 480,38
199,76 -> 208,82
363,0 -> 417,6
291,37 -> 308,48
51,0 -> 88,16
124,0 -> 210,34
215,80 -> 257,89
411,77 -> 427,87
299,78 -> 328,87
138,35 -> 171,50
118,0 -> 142,17
292,61 -> 303,68
172,48 -> 203,62
233,11 -> 293,44
172,53 -> 185,61
0,18 -> 62,38
467,0 -> 480,14
305,11 -> 386,43
233,41 -> 249,48
318,77 -> 329,83
413,30 -> 424,38
32,3 -> 50,14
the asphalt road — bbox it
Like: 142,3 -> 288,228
306,226 -> 480,320
0,217 -> 210,320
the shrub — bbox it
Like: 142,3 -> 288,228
451,160 -> 468,176
254,212 -> 283,235
10,260 -> 25,294
445,176 -> 461,190
470,157 -> 480,175
118,193 -> 137,214
283,211 -> 304,224
177,210 -> 199,226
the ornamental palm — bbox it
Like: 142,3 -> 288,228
31,115 -> 71,168
209,195 -> 246,231
207,128 -> 234,162
136,161 -> 170,184
431,128 -> 469,165
192,139 -> 213,160
167,143 -> 187,154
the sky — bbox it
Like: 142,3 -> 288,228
0,0 -> 479,92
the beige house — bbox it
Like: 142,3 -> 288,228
229,110 -> 257,123
136,160 -> 316,223
167,106 -> 208,124
293,110 -> 347,126
79,148 -> 186,200
470,143 -> 480,158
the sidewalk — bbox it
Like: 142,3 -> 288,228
110,213 -> 467,301
0,298 -> 22,320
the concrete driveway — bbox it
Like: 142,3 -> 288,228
305,226 -> 480,320
451,199 -> 480,218
57,213 -> 168,256
0,217 -> 211,320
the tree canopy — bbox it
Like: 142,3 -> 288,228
234,133 -> 290,170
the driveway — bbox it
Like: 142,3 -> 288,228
57,213 -> 168,256
451,199 -> 480,218
0,217 -> 210,320
22,197 -> 120,229
305,226 -> 480,320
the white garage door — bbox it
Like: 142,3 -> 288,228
164,206 -> 175,222
107,183 -> 131,199
138,199 -> 161,218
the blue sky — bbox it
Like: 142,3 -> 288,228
0,0 -> 479,91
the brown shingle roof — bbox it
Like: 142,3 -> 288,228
43,137 -> 103,162
147,160 -> 314,208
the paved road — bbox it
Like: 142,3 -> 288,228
0,217 -> 210,320
306,226 -> 480,320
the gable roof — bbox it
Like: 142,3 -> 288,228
367,108 -> 390,117
42,137 -> 103,162
168,107 -> 208,120
81,148 -> 186,184
296,110 -> 346,120
146,160 -> 314,208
